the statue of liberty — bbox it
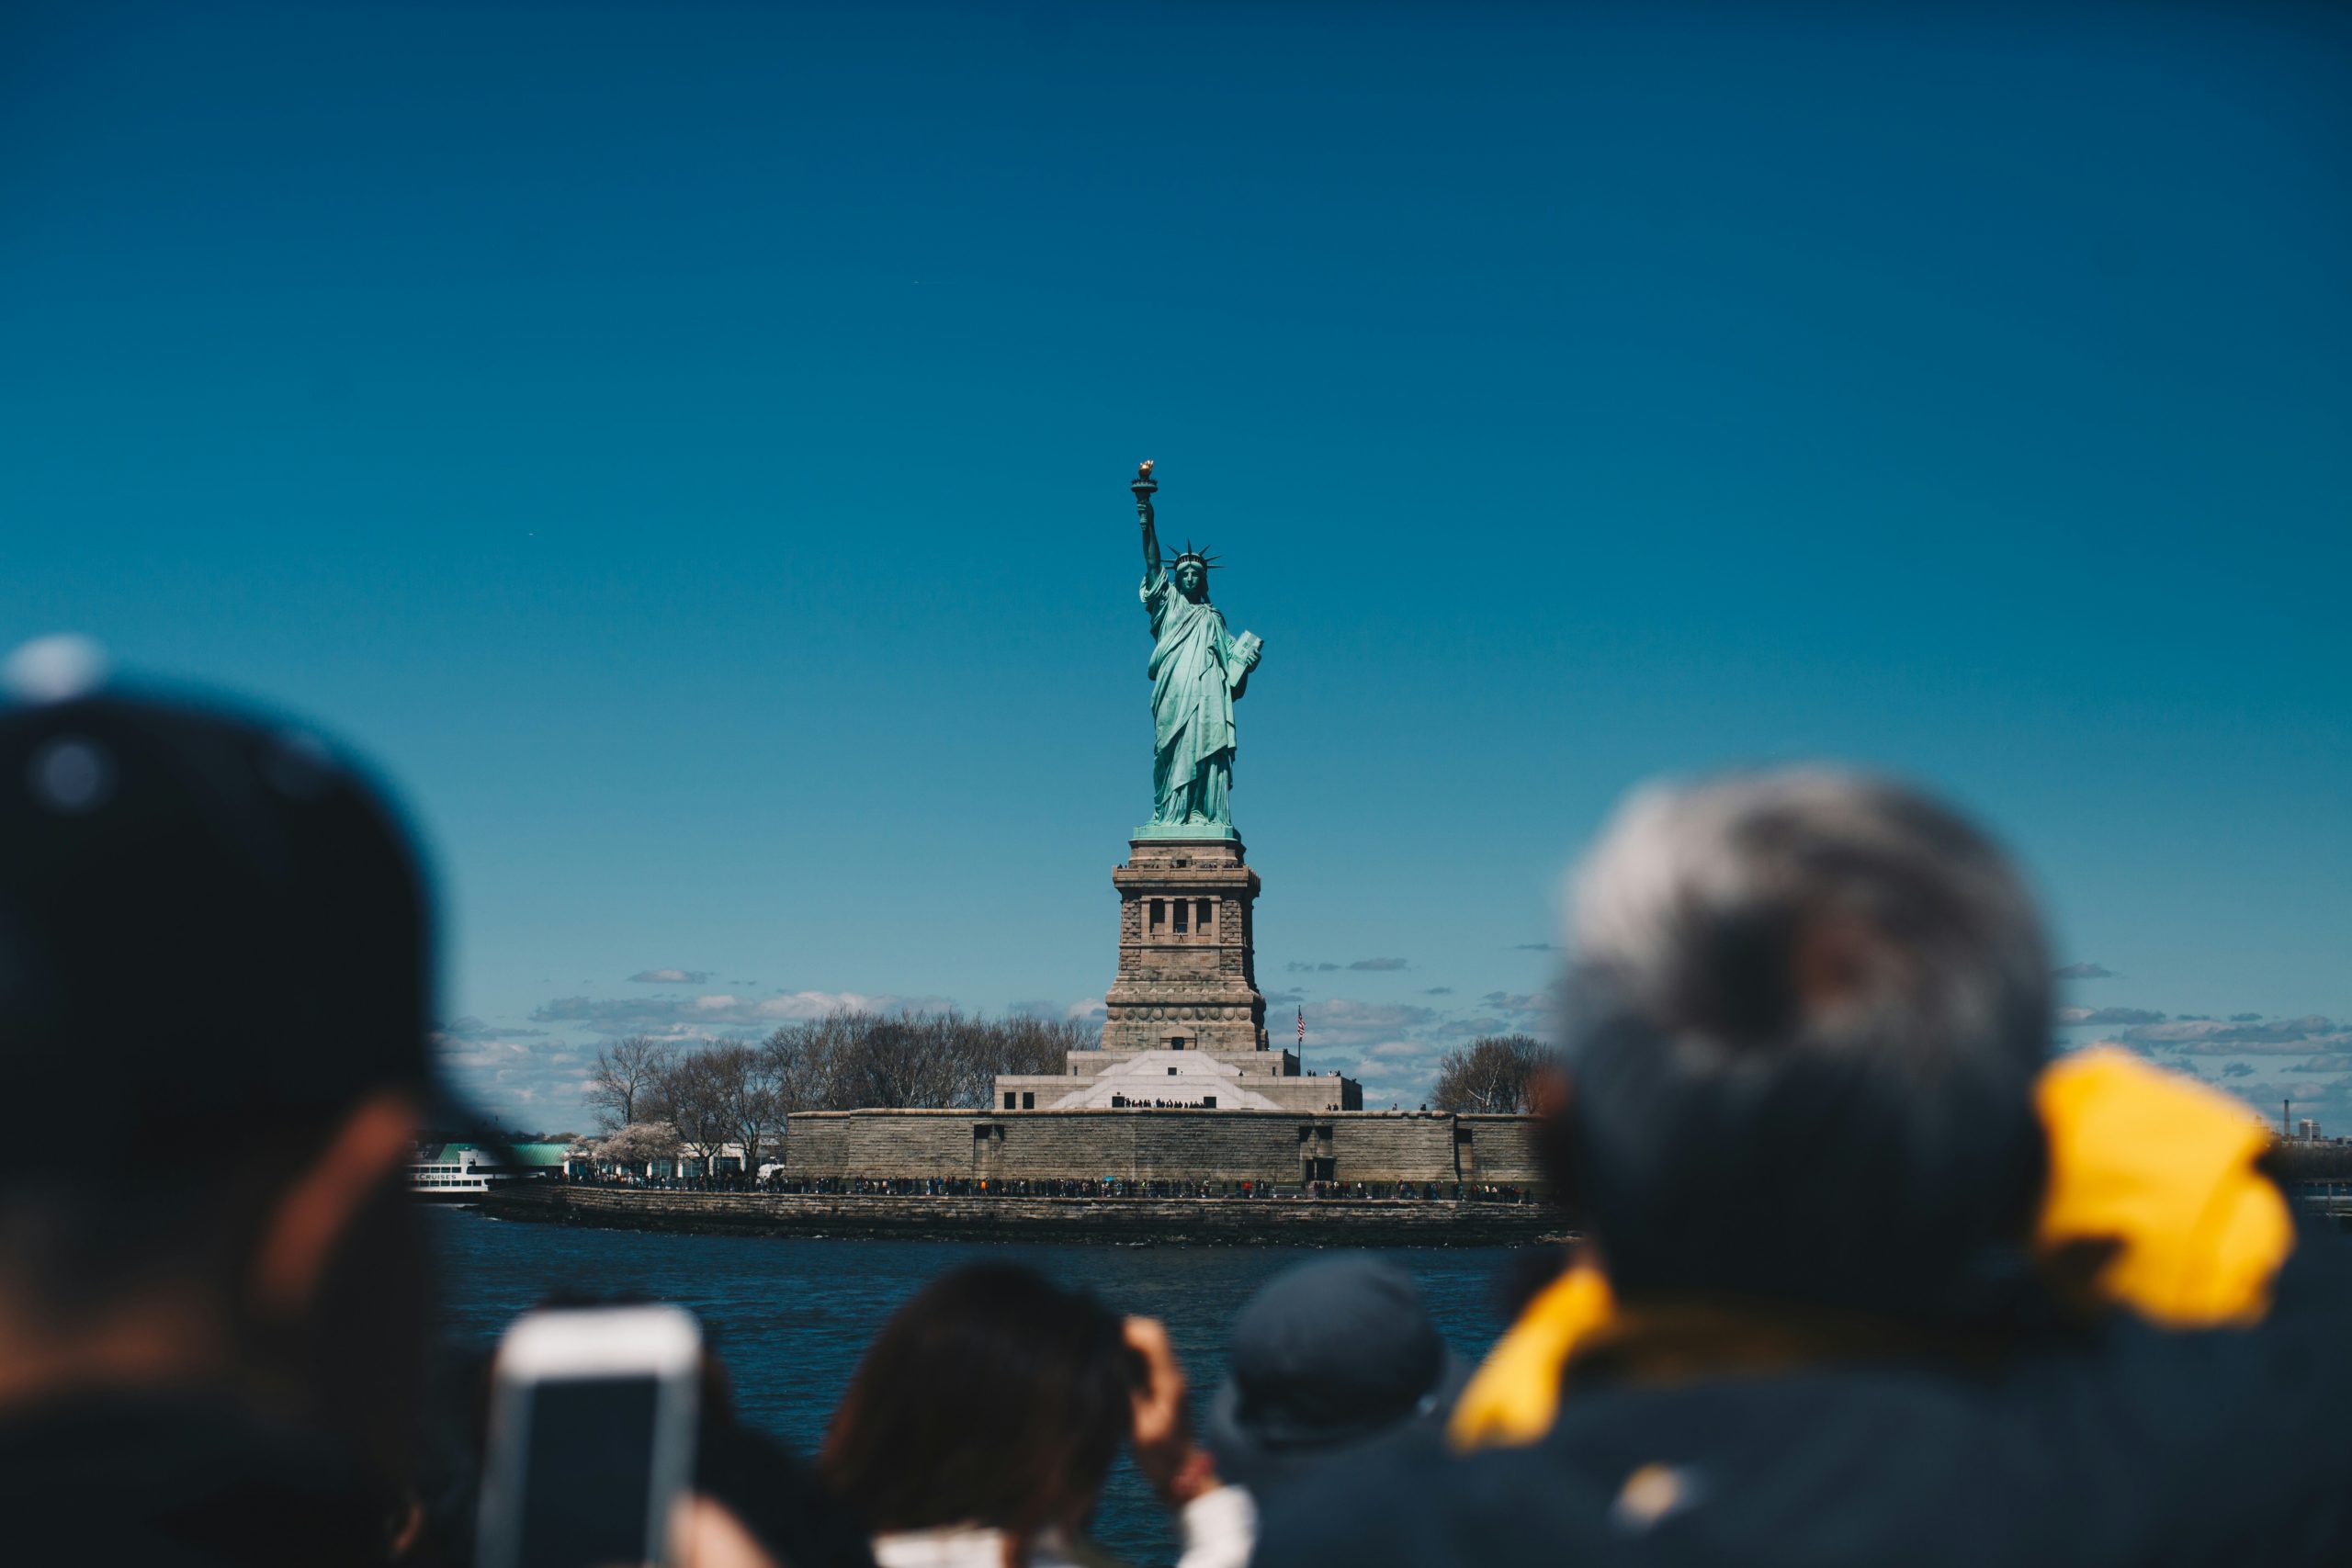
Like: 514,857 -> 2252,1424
1131,461 -> 1263,834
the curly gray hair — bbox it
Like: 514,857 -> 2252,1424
1556,769 -> 2053,1316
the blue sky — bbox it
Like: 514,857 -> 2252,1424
5,2 -> 2346,1126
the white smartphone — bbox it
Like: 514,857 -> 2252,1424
475,1304 -> 704,1568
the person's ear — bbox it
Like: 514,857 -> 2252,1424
1529,1065 -> 1572,1119
249,1092 -> 421,1323
1534,1069 -> 1582,1224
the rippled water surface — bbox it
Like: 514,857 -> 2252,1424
430,1207 -> 1535,1564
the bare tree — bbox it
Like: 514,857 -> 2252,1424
761,1024 -> 820,1114
586,1035 -> 674,1132
654,1048 -> 734,1173
704,1036 -> 782,1173
1431,1034 -> 1549,1114
967,1015 -> 1093,1106
823,1011 -> 965,1109
590,1011 -> 1111,1170
752,1008 -> 1109,1116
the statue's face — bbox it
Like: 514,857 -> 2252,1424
1175,560 -> 1205,598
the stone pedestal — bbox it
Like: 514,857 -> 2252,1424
991,831 -> 1360,1113
1102,835 -> 1268,1055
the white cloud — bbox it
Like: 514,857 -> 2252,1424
433,1015 -> 548,1044
431,1031 -> 595,1132
1302,998 -> 1439,1048
2121,1015 -> 2347,1055
530,988 -> 946,1038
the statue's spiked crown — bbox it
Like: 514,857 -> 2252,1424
1135,465 -> 1221,572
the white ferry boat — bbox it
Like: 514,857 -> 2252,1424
409,1141 -> 571,1201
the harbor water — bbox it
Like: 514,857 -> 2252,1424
431,1205 -> 1537,1564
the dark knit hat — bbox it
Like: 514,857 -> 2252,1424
1205,1254 -> 1470,1491
0,671 -> 445,1170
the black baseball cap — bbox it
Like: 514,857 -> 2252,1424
1205,1254 -> 1471,1491
0,663 -> 457,1173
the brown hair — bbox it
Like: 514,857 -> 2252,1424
821,1263 -> 1138,1547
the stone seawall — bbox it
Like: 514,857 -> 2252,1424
2275,1143 -> 2352,1182
780,1107 -> 1551,1190
482,1184 -> 1568,1247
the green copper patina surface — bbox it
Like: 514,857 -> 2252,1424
1132,462 -> 1261,837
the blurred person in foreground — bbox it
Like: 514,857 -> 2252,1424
0,669 -> 820,1567
1254,769 -> 2352,1568
821,1262 -> 1253,1568
0,679 -> 443,1564
1203,1255 -> 1467,1501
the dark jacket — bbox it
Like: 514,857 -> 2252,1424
1252,1224 -> 2352,1568
0,1392 -> 391,1567
0,1384 -> 876,1568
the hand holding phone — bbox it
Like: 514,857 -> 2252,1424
476,1304 -> 704,1568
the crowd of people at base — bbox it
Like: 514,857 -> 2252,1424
733,1176 -> 1537,1203
552,1167 -> 1543,1205
571,1171 -> 764,1192
6,684 -> 2352,1568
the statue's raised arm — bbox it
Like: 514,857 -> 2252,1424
1134,459 -> 1162,583
1129,459 -> 1261,835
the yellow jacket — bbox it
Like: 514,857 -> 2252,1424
1450,1048 -> 2294,1451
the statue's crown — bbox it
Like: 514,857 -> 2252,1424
1170,538 -> 1224,570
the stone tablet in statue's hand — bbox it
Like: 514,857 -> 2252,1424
1234,632 -> 1263,668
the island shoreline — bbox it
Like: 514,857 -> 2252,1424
479,1184 -> 1571,1247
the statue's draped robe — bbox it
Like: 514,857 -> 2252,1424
1143,568 -> 1243,823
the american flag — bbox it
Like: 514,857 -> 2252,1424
1296,1006 -> 1305,1043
